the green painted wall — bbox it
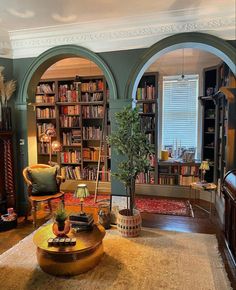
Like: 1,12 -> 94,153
99,49 -> 145,99
11,50 -> 145,213
1,36 -> 236,214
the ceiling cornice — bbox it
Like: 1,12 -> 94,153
1,8 -> 235,59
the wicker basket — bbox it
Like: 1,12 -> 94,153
117,209 -> 142,237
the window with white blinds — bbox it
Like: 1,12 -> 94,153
162,75 -> 199,149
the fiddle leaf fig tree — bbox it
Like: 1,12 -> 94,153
108,106 -> 154,216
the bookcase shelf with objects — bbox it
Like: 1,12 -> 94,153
157,161 -> 200,187
35,80 -> 57,164
35,76 -> 110,187
199,62 -> 236,186
135,72 -> 158,185
81,77 -> 110,184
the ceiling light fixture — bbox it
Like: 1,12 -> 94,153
181,48 -> 185,80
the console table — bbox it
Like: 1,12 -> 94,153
33,223 -> 105,276
190,182 -> 217,216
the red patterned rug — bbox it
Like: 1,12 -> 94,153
135,197 -> 194,217
58,193 -> 193,217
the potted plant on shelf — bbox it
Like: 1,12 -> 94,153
53,202 -> 70,236
108,106 -> 154,237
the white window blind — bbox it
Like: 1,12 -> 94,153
162,75 -> 199,149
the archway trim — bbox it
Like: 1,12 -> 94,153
19,44 -> 118,104
126,32 -> 236,99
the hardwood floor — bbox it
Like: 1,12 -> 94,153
0,199 -> 235,289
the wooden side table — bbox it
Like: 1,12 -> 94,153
33,223 -> 105,276
190,182 -> 217,216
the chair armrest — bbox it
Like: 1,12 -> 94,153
56,175 -> 66,183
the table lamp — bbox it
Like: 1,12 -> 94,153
74,184 -> 90,216
199,160 -> 210,183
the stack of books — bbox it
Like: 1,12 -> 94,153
69,213 -> 94,232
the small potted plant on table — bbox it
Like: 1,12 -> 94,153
53,202 -> 70,236
108,106 -> 154,237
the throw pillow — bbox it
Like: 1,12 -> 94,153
27,167 -> 58,196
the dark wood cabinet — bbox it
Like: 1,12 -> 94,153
222,169 -> 236,265
0,131 -> 16,213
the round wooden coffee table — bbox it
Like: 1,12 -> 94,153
33,223 -> 105,276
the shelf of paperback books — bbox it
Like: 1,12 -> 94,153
34,76 -> 111,188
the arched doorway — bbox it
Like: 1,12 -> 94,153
126,32 -> 236,100
16,45 -> 117,213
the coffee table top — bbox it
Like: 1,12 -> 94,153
33,223 -> 105,253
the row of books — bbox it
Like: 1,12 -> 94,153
82,166 -> 110,181
82,106 -> 104,118
60,105 -> 80,115
136,85 -> 156,100
81,80 -> 104,92
60,151 -> 81,164
83,126 -> 102,140
179,175 -> 199,186
37,123 -> 55,138
60,116 -> 80,128
61,166 -> 82,180
62,130 -> 81,146
180,166 -> 199,176
136,171 -> 155,184
83,147 -> 100,161
140,116 -> 155,131
81,92 -> 103,102
137,103 -> 155,114
35,95 -> 55,104
36,83 -> 55,94
58,84 -> 79,102
36,108 -> 56,119
158,175 -> 178,185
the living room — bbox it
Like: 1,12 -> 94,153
0,1 -> 235,289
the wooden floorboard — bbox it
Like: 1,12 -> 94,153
0,199 -> 235,288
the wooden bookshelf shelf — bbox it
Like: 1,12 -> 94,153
35,76 -> 110,185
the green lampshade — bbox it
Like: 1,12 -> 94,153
74,184 -> 90,199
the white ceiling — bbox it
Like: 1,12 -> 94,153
0,0 -> 235,58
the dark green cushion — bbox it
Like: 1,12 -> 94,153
28,167 -> 58,196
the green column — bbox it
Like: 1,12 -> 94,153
109,98 -> 132,196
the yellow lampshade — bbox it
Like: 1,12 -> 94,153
74,184 -> 90,199
200,160 -> 210,171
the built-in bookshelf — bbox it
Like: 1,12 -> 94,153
157,161 -> 200,186
34,76 -> 110,186
35,80 -> 57,164
200,62 -> 236,185
135,72 -> 158,184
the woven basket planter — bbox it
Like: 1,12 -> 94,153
117,209 -> 142,237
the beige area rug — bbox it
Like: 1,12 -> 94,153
0,227 -> 232,290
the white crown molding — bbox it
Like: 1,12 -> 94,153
3,8 -> 235,59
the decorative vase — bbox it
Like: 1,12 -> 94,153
52,219 -> 71,237
117,209 -> 142,237
98,203 -> 111,229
